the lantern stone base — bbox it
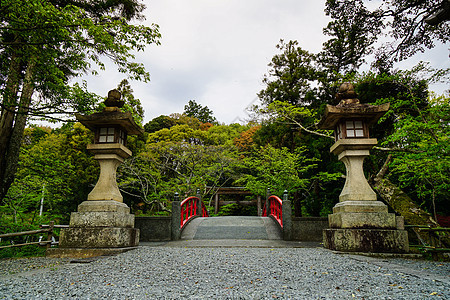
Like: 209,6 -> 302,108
47,247 -> 138,259
58,227 -> 139,248
329,201 -> 400,229
69,211 -> 135,228
323,228 -> 409,253
47,200 -> 139,258
324,200 -> 408,253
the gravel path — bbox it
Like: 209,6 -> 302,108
0,246 -> 449,299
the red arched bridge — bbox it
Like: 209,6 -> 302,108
171,191 -> 292,241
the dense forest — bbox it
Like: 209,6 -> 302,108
1,0 -> 449,255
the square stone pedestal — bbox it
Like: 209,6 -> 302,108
47,200 -> 139,258
323,201 -> 409,253
323,228 -> 409,253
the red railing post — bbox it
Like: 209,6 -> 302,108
180,195 -> 209,231
264,194 -> 283,228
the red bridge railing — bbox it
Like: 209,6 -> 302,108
180,196 -> 209,229
262,194 -> 283,228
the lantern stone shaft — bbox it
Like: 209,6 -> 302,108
86,143 -> 131,202
331,139 -> 378,202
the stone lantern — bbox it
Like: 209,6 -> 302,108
318,83 -> 408,253
48,89 -> 144,258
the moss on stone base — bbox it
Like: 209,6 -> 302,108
323,228 -> 409,253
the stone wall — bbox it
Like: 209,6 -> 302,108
292,217 -> 329,242
135,216 -> 172,242
135,216 -> 329,242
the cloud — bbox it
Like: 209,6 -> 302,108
75,0 -> 448,125
131,0 -> 329,124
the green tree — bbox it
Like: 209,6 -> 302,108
183,100 -> 217,124
170,113 -> 202,130
118,155 -> 169,214
3,123 -> 97,223
319,0 -> 382,76
117,79 -> 145,126
144,115 -> 176,133
258,40 -> 319,107
253,101 -> 343,216
0,0 -> 160,203
381,92 -> 449,217
324,0 -> 450,62
237,145 -> 317,198
147,124 -> 206,145
116,120 -> 247,215
204,123 -> 249,147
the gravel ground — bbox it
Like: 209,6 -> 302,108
0,246 -> 449,299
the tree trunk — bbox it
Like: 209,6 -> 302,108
372,156 -> 449,247
0,51 -> 22,200
2,60 -> 36,201
373,177 -> 437,226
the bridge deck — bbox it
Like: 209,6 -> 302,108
181,216 -> 282,240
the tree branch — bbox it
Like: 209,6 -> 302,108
373,146 -> 424,154
374,154 -> 392,182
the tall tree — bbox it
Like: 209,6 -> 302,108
0,0 -> 160,202
183,100 -> 217,124
324,0 -> 450,62
319,0 -> 382,75
117,79 -> 144,126
236,145 -> 318,198
258,40 -> 319,107
144,115 -> 176,133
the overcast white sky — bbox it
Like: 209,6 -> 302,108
78,0 -> 449,125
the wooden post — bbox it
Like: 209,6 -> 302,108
265,188 -> 271,216
171,193 -> 181,240
214,193 -> 219,214
257,195 -> 262,216
46,221 -> 54,249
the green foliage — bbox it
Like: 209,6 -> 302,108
386,94 -> 450,215
0,212 -> 62,258
216,203 -> 257,217
258,40 -> 319,107
324,0 -> 449,62
169,113 -> 202,130
118,119 -> 241,214
237,145 -> 317,197
147,124 -> 206,144
205,124 -> 250,147
144,115 -> 176,133
117,79 -> 145,126
0,244 -> 46,259
3,124 -> 97,222
320,0 -> 382,74
1,0 -> 161,105
0,0 -> 161,207
341,67 -> 450,216
183,100 -> 217,124
1,0 -> 448,249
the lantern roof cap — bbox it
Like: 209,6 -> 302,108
318,103 -> 390,130
104,89 -> 125,108
76,111 -> 144,136
319,82 -> 390,129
